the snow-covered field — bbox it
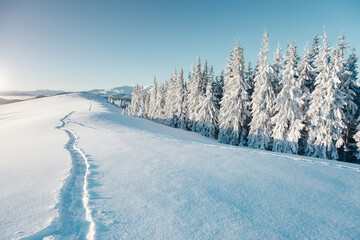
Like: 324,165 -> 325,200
1,93 -> 360,239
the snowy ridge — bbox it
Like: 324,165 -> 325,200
23,111 -> 95,240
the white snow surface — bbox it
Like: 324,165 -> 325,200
1,93 -> 360,239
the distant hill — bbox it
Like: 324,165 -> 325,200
0,98 -> 23,105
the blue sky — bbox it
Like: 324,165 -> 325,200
0,0 -> 359,91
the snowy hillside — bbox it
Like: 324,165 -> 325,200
1,93 -> 360,239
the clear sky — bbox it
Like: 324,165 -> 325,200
0,0 -> 359,91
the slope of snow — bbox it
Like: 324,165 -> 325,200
1,93 -> 360,239
0,94 -> 91,239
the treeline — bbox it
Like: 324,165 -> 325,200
124,29 -> 359,162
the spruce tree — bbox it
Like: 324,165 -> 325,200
271,39 -> 304,154
244,62 -> 255,97
164,69 -> 178,127
197,77 -> 219,138
201,59 -> 209,94
308,33 -> 320,93
154,82 -> 167,122
298,44 -> 313,98
248,29 -> 277,150
218,42 -> 251,145
334,34 -> 357,157
127,85 -> 145,117
174,68 -> 186,128
273,43 -> 282,94
188,58 -> 202,131
148,77 -> 158,120
306,30 -> 346,160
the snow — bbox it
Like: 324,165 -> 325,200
0,94 -> 91,239
1,93 -> 360,239
0,95 -> 35,100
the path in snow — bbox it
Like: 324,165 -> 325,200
23,112 -> 95,240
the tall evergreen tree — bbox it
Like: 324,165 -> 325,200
174,68 -> 186,128
164,69 -> 178,127
143,91 -> 150,118
214,70 -> 225,104
197,76 -> 219,138
154,82 -> 167,122
248,29 -> 277,150
346,49 -> 359,107
244,62 -> 255,96
188,58 -> 203,131
298,44 -> 313,98
306,30 -> 346,160
178,80 -> 189,130
148,77 -> 158,120
271,40 -> 304,154
307,33 -> 320,93
201,59 -> 209,94
218,42 -> 251,145
127,85 -> 145,117
273,42 -> 282,94
187,65 -> 197,129
334,34 -> 357,157
310,34 -> 320,64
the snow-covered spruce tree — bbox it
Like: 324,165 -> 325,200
248,30 -> 277,150
195,64 -> 215,133
178,77 -> 189,130
271,39 -> 304,154
201,59 -> 209,94
310,34 -> 320,63
143,91 -> 150,119
148,77 -> 158,120
298,44 -> 313,99
188,58 -> 203,131
154,82 -> 167,122
306,30 -> 346,160
218,42 -> 251,145
174,68 -> 186,128
197,76 -> 219,138
126,85 -> 136,116
163,69 -> 179,127
307,34 -> 320,93
350,50 -> 360,159
214,69 -> 225,107
334,34 -> 357,158
127,85 -> 145,117
245,62 -> 255,97
297,44 -> 314,153
353,123 -> 360,159
186,66 -> 196,130
346,49 -> 359,107
273,43 -> 282,94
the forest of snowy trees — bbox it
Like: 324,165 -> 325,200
123,29 -> 359,162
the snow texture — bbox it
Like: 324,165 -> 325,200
1,93 -> 360,239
